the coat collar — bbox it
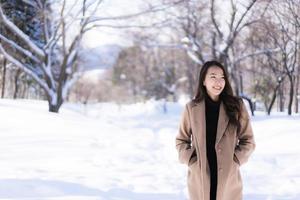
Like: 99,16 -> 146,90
191,99 -> 229,145
216,101 -> 229,145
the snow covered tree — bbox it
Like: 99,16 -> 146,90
0,0 -> 103,112
0,0 -> 43,99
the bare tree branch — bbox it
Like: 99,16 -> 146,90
210,0 -> 223,39
0,33 -> 41,63
88,0 -> 184,23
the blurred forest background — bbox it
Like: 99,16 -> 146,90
0,0 -> 299,115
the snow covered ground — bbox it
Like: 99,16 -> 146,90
0,99 -> 299,200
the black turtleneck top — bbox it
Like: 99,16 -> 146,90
205,95 -> 220,200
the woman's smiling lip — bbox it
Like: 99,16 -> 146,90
213,86 -> 222,90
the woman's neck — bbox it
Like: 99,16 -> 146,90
206,94 -> 220,103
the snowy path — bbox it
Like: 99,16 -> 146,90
0,99 -> 299,200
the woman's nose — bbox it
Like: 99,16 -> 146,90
215,79 -> 223,84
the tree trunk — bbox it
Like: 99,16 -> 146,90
48,99 -> 63,113
47,91 -> 63,113
13,69 -> 22,99
239,71 -> 244,94
186,60 -> 197,98
295,74 -> 299,113
48,103 -> 60,112
268,84 -> 280,115
287,74 -> 294,115
1,58 -> 6,98
230,71 -> 240,96
279,82 -> 285,112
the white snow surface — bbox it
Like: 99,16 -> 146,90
0,99 -> 299,200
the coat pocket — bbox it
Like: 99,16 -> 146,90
233,153 -> 240,166
187,146 -> 198,166
188,154 -> 198,167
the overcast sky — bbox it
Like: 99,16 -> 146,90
82,0 -> 145,48
80,0 -> 241,48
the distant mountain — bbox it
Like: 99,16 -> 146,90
79,44 -> 122,71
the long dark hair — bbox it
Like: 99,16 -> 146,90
193,60 -> 242,132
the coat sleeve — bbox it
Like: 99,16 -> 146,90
234,101 -> 256,166
175,103 -> 195,165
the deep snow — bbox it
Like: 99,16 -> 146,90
0,99 -> 299,200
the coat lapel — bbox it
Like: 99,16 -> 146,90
215,102 -> 229,145
191,100 -> 206,142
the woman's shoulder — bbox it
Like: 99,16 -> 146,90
183,99 -> 205,110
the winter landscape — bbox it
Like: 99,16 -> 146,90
1,0 -> 300,199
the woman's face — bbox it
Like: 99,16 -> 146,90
203,66 -> 226,101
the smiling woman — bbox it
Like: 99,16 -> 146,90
175,60 -> 256,200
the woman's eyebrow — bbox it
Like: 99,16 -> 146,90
209,72 -> 224,76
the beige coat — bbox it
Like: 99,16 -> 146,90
176,100 -> 255,200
